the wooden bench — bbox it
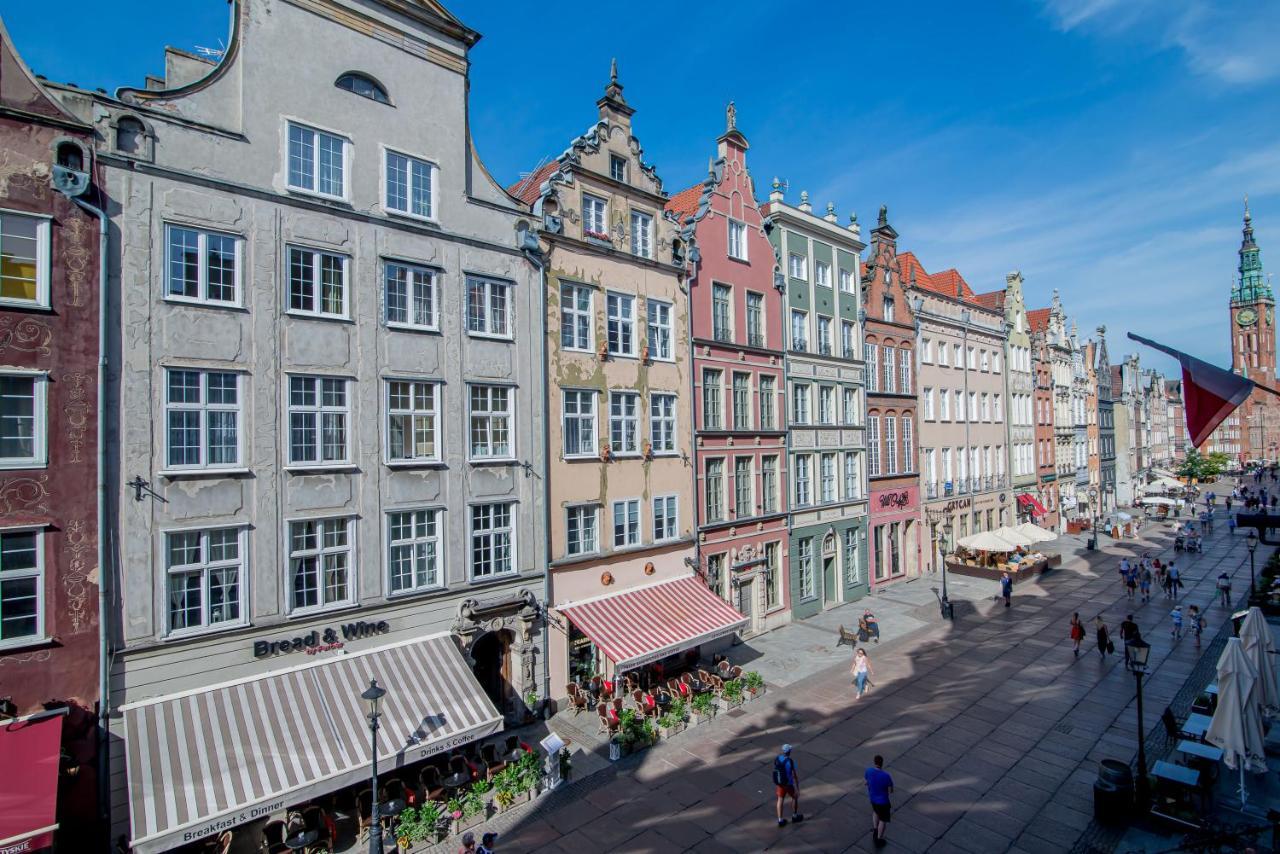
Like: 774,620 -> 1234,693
836,625 -> 858,648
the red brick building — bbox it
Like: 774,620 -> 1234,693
1029,308 -> 1059,530
0,22 -> 103,849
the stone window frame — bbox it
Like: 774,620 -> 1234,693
162,524 -> 248,638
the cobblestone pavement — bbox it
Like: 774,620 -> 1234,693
460,492 -> 1264,853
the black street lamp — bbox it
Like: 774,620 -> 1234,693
1247,530 -> 1259,597
1129,638 -> 1152,811
941,520 -> 954,620
1088,485 -> 1099,550
362,678 -> 387,854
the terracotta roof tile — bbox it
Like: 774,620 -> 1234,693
1027,307 -> 1051,333
898,252 -> 979,300
970,289 -> 1005,310
665,183 -> 703,224
506,160 -> 559,206
896,251 -> 929,288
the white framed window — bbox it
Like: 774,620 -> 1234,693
469,384 -> 513,460
560,283 -> 593,351
734,456 -> 753,516
792,383 -> 810,424
288,375 -> 349,466
385,261 -> 438,331
287,121 -> 347,199
385,150 -> 436,220
609,154 -> 628,183
981,393 -> 991,422
900,349 -> 912,393
612,498 -> 640,548
287,245 -> 348,319
653,495 -> 678,541
646,299 -> 672,360
471,502 -> 515,578
762,455 -> 778,513
901,416 -> 913,472
883,345 -> 895,391
923,387 -> 935,421
728,219 -> 748,260
994,394 -> 1003,423
939,388 -> 951,421
705,458 -> 725,521
703,369 -> 723,429
791,309 -> 808,351
288,517 -> 354,613
844,387 -> 858,426
0,528 -> 43,646
817,316 -> 832,355
967,346 -> 977,370
842,321 -> 856,359
630,210 -> 653,258
650,393 -> 677,454
165,527 -> 246,635
968,391 -> 978,422
387,509 -> 441,594
566,504 -> 599,557
0,211 -> 50,308
867,415 -> 880,476
582,193 -> 608,238
885,416 -> 898,475
993,351 -> 1002,373
955,390 -> 966,422
953,343 -> 962,366
712,283 -> 733,342
797,538 -> 814,599
815,260 -> 831,288
921,339 -> 933,363
466,275 -> 512,338
937,342 -> 948,367
0,373 -> 47,468
759,376 -> 777,429
794,453 -> 812,506
386,379 -> 440,464
788,252 -> 807,280
609,391 -> 640,455
820,452 -> 837,503
562,390 -> 597,457
746,292 -> 765,346
981,349 -> 990,371
733,373 -> 752,430
844,452 -> 859,500
866,344 -> 879,392
606,292 -> 636,356
819,385 -> 835,424
165,224 -> 240,306
883,297 -> 895,322
164,369 -> 240,471
839,268 -> 853,293
843,529 -> 860,584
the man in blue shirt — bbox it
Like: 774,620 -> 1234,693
865,754 -> 894,847
772,743 -> 802,827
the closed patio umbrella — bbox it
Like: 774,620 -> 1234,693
1206,637 -> 1267,806
1012,522 -> 1056,543
956,530 -> 1019,551
1239,606 -> 1280,717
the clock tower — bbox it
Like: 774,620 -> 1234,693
1232,196 -> 1274,379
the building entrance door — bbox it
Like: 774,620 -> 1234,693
822,533 -> 838,605
736,577 -> 760,635
472,629 -> 513,718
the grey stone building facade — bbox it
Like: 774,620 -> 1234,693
51,0 -> 546,848
1095,328 -> 1116,511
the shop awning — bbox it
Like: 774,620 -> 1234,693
122,633 -> 501,854
0,712 -> 63,852
558,574 -> 748,671
1017,493 -> 1048,516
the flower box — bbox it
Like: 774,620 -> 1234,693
450,811 -> 484,835
659,721 -> 685,739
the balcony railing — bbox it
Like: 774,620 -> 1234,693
818,343 -> 833,356
926,481 -> 938,499
713,328 -> 733,344
748,332 -> 766,348
791,339 -> 808,353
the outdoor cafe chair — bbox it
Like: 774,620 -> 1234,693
480,743 -> 507,779
566,684 -> 587,715
669,677 -> 689,699
445,756 -> 473,788
419,766 -> 445,802
597,704 -> 618,737
200,830 -> 233,853
355,789 -> 374,837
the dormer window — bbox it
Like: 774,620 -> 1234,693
609,155 -> 627,183
335,73 -> 390,104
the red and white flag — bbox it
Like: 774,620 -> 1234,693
1127,333 -> 1255,448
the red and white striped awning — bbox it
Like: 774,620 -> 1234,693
558,575 -> 748,670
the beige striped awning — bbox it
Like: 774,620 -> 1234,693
121,633 -> 502,853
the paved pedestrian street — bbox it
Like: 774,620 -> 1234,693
472,500 -> 1264,853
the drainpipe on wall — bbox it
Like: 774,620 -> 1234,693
524,233 -> 551,707
58,187 -> 111,842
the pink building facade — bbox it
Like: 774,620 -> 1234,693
668,109 -> 790,635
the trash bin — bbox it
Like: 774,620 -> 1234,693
1087,536 -> 1097,550
1093,759 -> 1134,823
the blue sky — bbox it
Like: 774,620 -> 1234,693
6,0 -> 1280,374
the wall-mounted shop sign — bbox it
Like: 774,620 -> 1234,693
942,498 -> 972,513
878,491 -> 911,509
252,620 -> 390,659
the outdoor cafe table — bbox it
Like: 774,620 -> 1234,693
1177,740 -> 1224,763
285,830 -> 318,851
1183,713 -> 1213,740
1205,683 -> 1218,696
1152,760 -> 1200,788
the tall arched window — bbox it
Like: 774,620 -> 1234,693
335,73 -> 389,104
116,116 -> 145,154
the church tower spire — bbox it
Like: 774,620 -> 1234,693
1234,194 -> 1271,305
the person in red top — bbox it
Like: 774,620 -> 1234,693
1069,612 -> 1085,657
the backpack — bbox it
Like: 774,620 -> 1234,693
772,755 -> 793,785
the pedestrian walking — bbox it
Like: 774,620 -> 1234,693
772,744 -> 802,827
1229,514 -> 1238,535
478,833 -> 498,854
1125,567 -> 1137,601
459,831 -> 477,854
1140,565 -> 1152,603
1227,496 -> 1234,513
1170,605 -> 1183,640
1095,616 -> 1112,659
865,755 -> 894,848
1189,605 -> 1204,647
1119,614 -> 1140,667
1070,612 -> 1085,657
851,648 -> 874,699
1119,557 -> 1131,581
1000,571 -> 1012,608
1217,571 -> 1233,606
1169,563 -> 1182,598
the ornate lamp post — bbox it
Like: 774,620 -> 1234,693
1129,639 -> 1152,811
1088,485 -> 1099,550
1247,530 -> 1259,597
362,679 -> 387,854
941,520 -> 954,620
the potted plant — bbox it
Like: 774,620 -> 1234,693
743,671 -> 766,699
395,801 -> 447,850
448,785 -> 487,834
558,747 -> 573,782
691,692 -> 716,724
720,678 -> 744,709
515,748 -> 543,795
658,710 -> 685,739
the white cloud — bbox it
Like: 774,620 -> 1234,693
1040,0 -> 1280,85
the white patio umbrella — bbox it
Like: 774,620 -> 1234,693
1239,606 -> 1280,717
1013,522 -> 1056,543
1206,637 -> 1267,806
1150,467 -> 1179,479
993,526 -> 1035,547
956,530 -> 1019,551
1141,497 -> 1178,506
1151,476 -> 1185,490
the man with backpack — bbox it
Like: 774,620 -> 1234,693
773,743 -> 802,827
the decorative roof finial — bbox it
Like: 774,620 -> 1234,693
610,57 -> 618,85
849,212 -> 858,224
772,176 -> 781,191
877,205 -> 888,227
726,100 -> 737,132
826,202 -> 835,216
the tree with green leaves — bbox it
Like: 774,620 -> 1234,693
1178,449 -> 1229,483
